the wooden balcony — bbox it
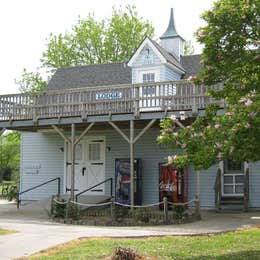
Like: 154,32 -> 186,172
0,80 -> 220,125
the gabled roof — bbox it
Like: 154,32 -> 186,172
127,36 -> 185,74
151,39 -> 185,73
45,62 -> 131,91
127,37 -> 167,67
180,54 -> 202,79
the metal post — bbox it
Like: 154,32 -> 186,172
57,177 -> 61,196
70,124 -> 75,201
110,178 -> 113,197
130,120 -> 134,208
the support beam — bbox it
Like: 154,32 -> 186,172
0,128 -> 5,136
108,121 -> 130,143
130,120 -> 134,208
133,119 -> 156,144
70,124 -> 76,201
51,125 -> 71,143
175,119 -> 185,128
74,122 -> 95,145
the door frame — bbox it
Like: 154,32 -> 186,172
63,136 -> 106,195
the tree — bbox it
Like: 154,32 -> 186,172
0,131 -> 21,182
158,0 -> 260,170
15,68 -> 46,94
183,40 -> 195,55
16,5 -> 154,93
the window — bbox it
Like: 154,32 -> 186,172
88,143 -> 101,161
143,73 -> 155,83
226,160 -> 243,172
223,160 -> 244,196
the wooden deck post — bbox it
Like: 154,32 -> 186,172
108,119 -> 156,209
70,123 -> 75,201
130,120 -> 134,208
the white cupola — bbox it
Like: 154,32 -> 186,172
160,8 -> 185,61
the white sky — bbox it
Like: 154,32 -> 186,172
0,0 -> 215,94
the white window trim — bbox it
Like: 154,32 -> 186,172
220,160 -> 245,197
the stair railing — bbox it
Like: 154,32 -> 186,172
214,168 -> 222,211
244,167 -> 249,212
75,178 -> 113,202
17,177 -> 61,208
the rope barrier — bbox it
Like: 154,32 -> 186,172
114,201 -> 163,208
70,200 -> 112,207
53,198 -> 68,205
167,199 -> 196,206
53,198 -> 196,208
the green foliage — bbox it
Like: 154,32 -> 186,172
41,5 -> 154,70
52,199 -> 66,218
174,205 -> 185,220
17,5 -> 154,94
159,0 -> 260,170
6,185 -> 18,202
114,205 -> 129,222
131,207 -> 151,223
0,131 -> 21,182
183,40 -> 195,55
26,229 -> 260,259
15,68 -> 46,94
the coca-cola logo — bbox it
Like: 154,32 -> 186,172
159,181 -> 175,192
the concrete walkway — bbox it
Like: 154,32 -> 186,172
0,200 -> 260,259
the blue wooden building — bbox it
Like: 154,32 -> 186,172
0,9 -> 259,210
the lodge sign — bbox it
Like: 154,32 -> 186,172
95,91 -> 122,100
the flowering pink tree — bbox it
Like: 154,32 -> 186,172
158,0 -> 260,170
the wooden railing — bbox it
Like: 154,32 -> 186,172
0,80 -> 221,122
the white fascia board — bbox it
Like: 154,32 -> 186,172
127,37 -> 166,67
166,62 -> 185,75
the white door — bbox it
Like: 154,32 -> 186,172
84,139 -> 105,195
66,138 -> 105,195
222,160 -> 244,197
66,141 -> 86,193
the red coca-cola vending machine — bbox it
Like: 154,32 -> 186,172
159,163 -> 188,208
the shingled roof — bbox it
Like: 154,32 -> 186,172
180,54 -> 202,79
151,38 -> 185,72
45,54 -> 201,91
45,62 -> 131,91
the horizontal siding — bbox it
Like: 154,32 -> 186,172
249,161 -> 260,207
188,165 -> 217,208
20,132 -> 64,200
164,66 -> 182,80
20,130 -> 260,207
133,44 -> 161,67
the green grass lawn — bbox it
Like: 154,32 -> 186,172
27,228 -> 260,260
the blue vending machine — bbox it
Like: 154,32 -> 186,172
115,158 -> 142,205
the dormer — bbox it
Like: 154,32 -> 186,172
160,8 -> 185,61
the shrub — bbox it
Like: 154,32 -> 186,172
112,247 -> 139,260
131,207 -> 151,223
7,185 -> 18,202
174,205 -> 185,220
